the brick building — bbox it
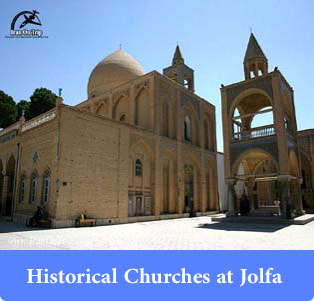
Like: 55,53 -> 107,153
0,47 -> 219,227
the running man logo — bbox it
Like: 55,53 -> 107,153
5,10 -> 48,38
11,10 -> 42,30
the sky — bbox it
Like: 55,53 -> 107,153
1,0 -> 314,151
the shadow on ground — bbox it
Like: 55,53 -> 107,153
196,222 -> 290,233
0,220 -> 50,234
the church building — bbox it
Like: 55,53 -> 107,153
0,46 -> 219,228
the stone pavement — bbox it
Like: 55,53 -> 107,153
1,216 -> 314,250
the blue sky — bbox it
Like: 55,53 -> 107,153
1,0 -> 314,151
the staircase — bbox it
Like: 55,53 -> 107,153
249,206 -> 280,217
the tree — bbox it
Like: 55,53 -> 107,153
16,100 -> 31,121
0,90 -> 17,129
29,88 -> 57,119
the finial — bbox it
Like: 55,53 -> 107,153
19,110 -> 26,123
119,43 -> 122,50
58,88 -> 62,97
176,40 -> 179,46
250,27 -> 253,34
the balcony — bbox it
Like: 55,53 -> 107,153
233,124 -> 275,142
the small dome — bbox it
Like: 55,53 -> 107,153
87,50 -> 145,98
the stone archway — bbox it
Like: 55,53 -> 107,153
231,148 -> 279,212
229,89 -> 274,143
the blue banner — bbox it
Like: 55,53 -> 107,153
0,251 -> 313,301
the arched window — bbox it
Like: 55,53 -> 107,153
19,176 -> 26,203
184,74 -> 192,90
42,171 -> 51,204
135,159 -> 142,177
184,74 -> 190,89
184,116 -> 191,142
29,173 -> 37,203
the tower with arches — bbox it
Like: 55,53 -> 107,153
221,33 -> 304,217
163,45 -> 195,92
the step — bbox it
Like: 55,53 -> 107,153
211,214 -> 314,225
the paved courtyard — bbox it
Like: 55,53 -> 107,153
1,216 -> 314,250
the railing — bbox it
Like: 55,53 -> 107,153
233,125 -> 275,142
21,110 -> 56,133
0,109 -> 57,139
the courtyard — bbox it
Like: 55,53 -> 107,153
1,216 -> 314,250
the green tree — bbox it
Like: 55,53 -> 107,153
16,100 -> 31,121
0,90 -> 17,129
29,88 -> 57,119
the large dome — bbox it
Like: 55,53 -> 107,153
87,50 -> 145,98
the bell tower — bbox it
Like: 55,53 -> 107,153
221,33 -> 304,218
163,45 -> 195,92
244,33 -> 268,79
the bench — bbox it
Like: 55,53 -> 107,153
75,218 -> 96,227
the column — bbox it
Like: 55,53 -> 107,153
278,175 -> 290,218
245,177 -> 255,212
226,179 -> 236,216
200,152 -> 207,212
295,178 -> 305,216
200,172 -> 207,212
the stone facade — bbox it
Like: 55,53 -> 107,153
0,48 -> 219,227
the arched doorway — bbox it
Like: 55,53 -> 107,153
254,159 -> 278,207
184,164 -> 194,214
4,156 -> 16,216
232,149 -> 279,212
